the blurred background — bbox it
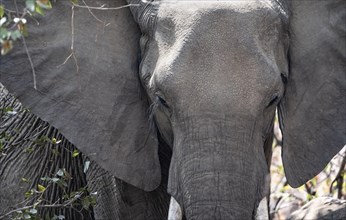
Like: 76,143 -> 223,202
270,114 -> 345,219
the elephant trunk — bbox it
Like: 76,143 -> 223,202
168,116 -> 269,219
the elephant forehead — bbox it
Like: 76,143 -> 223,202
153,0 -> 288,77
149,0 -> 287,109
156,0 -> 286,37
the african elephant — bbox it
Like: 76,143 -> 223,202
0,0 -> 345,219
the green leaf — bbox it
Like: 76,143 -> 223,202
36,0 -> 52,9
51,215 -> 65,220
1,40 -> 13,55
29,208 -> 38,215
34,136 -> 50,145
10,30 -> 22,41
0,5 -> 4,18
0,27 -> 9,39
51,138 -> 61,144
51,177 -> 60,183
0,17 -> 6,27
51,148 -> 60,156
84,160 -> 90,173
37,184 -> 46,192
21,177 -> 31,183
89,195 -> 97,206
26,0 -> 36,12
71,0 -> 78,4
0,131 -> 11,141
25,189 -> 34,198
306,193 -> 314,201
2,106 -> 17,115
24,214 -> 31,219
35,5 -> 45,15
24,146 -> 35,153
56,169 -> 64,176
72,149 -> 79,157
23,107 -> 31,112
71,192 -> 81,199
18,23 -> 28,37
81,197 -> 91,209
41,176 -> 51,181
57,179 -> 68,188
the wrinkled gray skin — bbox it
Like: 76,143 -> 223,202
0,86 -> 170,220
0,86 -> 94,219
0,0 -> 345,219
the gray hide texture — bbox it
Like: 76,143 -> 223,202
279,0 -> 346,187
0,85 -> 93,219
0,0 -> 345,218
0,0 -> 160,191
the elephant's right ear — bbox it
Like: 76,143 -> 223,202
0,0 -> 160,191
278,0 -> 346,188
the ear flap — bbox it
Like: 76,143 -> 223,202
278,0 -> 346,188
0,0 -> 160,191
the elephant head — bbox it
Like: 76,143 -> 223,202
0,0 -> 345,219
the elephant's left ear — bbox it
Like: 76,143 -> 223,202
0,0 -> 160,191
278,0 -> 346,188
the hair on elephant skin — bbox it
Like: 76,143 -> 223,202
0,0 -> 345,219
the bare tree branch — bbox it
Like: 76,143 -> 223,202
330,154 -> 346,198
72,3 -> 140,10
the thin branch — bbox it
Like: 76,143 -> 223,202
70,6 -> 75,52
271,176 -> 286,194
56,5 -> 79,74
57,53 -> 73,68
0,203 -> 74,219
330,154 -> 346,198
0,189 -> 85,219
72,3 -> 140,10
12,0 -> 37,90
4,8 -> 19,14
82,0 -> 104,24
72,52 -> 79,74
13,0 -> 19,17
27,12 -> 40,26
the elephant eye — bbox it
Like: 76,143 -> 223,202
156,95 -> 169,108
281,73 -> 288,85
266,95 -> 279,108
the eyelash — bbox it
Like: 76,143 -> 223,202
156,95 -> 169,108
